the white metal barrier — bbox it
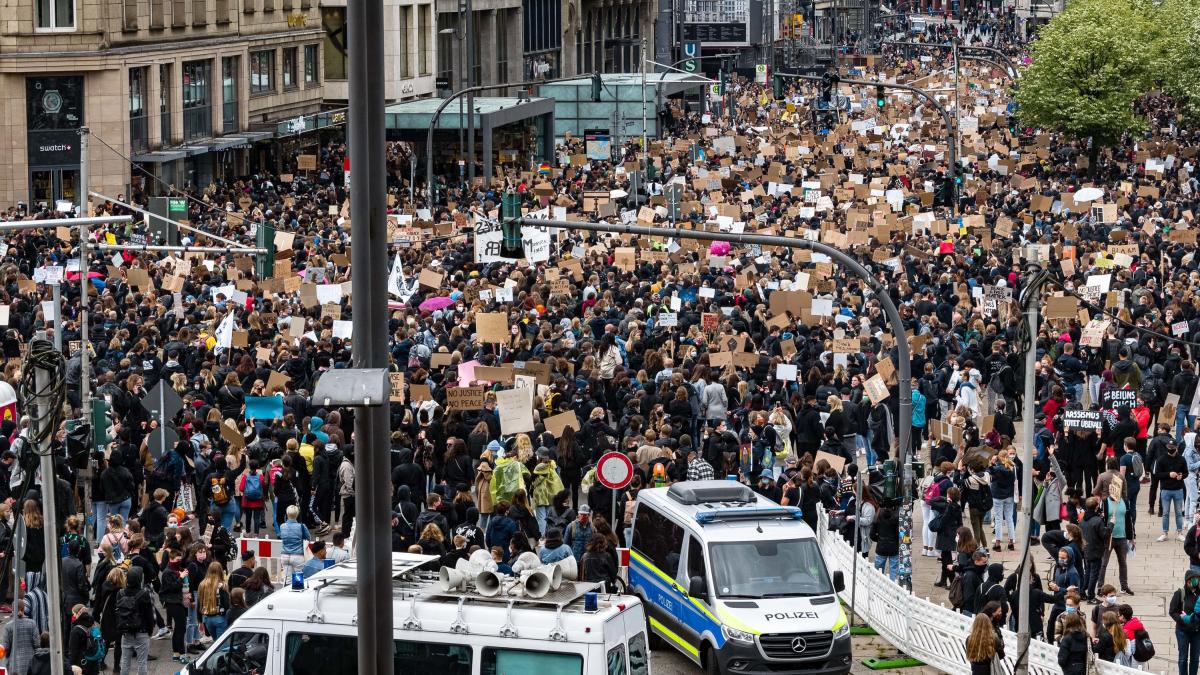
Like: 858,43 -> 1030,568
815,508 -> 1150,675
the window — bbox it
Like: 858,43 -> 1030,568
436,13 -> 453,88
495,9 -> 507,84
708,539 -> 834,599
150,0 -> 164,27
182,60 -> 212,141
398,6 -> 411,78
159,64 -> 172,144
631,505 -> 683,578
263,0 -> 273,13
172,0 -> 185,26
321,7 -> 347,80
470,18 -> 481,86
250,50 -> 274,94
304,44 -> 318,85
35,0 -> 74,29
418,4 -> 431,76
193,631 -> 269,674
123,0 -> 138,30
192,0 -> 206,25
686,534 -> 706,582
221,56 -> 238,133
283,633 -> 472,675
129,68 -> 149,153
481,648 -> 582,675
214,0 -> 227,22
627,635 -> 649,675
606,645 -> 626,675
282,47 -> 297,89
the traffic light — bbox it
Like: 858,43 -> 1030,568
820,71 -> 838,103
875,84 -> 886,109
772,74 -> 784,100
591,73 -> 602,102
256,219 -> 275,278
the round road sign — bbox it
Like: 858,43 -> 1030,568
596,451 -> 634,490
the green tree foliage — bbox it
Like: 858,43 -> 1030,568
1014,0 -> 1153,154
1145,0 -> 1200,120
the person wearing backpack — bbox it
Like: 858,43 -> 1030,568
116,566 -> 155,675
1118,437 -> 1144,531
237,460 -> 267,537
67,604 -> 104,675
1116,604 -> 1155,666
921,462 -> 954,558
1170,570 -> 1200,675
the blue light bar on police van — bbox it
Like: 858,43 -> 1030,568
694,506 -> 804,524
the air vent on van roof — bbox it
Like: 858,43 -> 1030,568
667,481 -> 756,505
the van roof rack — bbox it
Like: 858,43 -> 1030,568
667,480 -> 756,506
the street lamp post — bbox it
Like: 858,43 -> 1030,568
517,217 -> 917,590
778,71 -> 960,214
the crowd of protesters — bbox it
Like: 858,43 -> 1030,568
0,15 -> 1196,675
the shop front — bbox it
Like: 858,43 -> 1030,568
26,75 -> 85,209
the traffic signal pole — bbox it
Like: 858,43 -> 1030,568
516,216 -> 918,590
778,71 -> 960,214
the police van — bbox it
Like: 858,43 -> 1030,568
629,481 -> 851,675
180,553 -> 651,675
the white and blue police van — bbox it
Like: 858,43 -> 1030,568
629,481 -> 851,675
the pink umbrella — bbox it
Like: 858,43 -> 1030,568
419,296 -> 455,312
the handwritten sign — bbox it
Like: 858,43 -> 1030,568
447,386 -> 485,411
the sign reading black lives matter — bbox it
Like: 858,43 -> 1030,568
1063,409 -> 1103,431
1102,388 -> 1138,409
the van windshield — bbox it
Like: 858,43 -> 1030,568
708,539 -> 834,599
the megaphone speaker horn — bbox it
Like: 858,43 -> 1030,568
476,570 -> 503,597
438,566 -> 469,592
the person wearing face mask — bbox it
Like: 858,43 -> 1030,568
1047,547 -> 1080,642
1089,584 -> 1120,639
1171,570 -> 1200,675
1053,591 -> 1087,643
1155,439 -> 1189,542
1099,479 -> 1135,596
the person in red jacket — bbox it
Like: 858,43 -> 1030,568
238,461 -> 268,537
1133,397 -> 1152,461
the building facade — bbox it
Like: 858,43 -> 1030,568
435,0 -> 523,93
0,0 -> 324,209
319,0 -> 437,102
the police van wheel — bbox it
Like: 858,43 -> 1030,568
703,646 -> 722,675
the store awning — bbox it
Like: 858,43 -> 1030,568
130,149 -> 189,163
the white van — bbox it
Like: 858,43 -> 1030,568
629,481 -> 851,675
180,553 -> 651,675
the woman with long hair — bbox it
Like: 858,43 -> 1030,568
964,602 -> 1005,674
931,484 -> 965,588
21,500 -> 45,589
1056,611 -> 1089,675
197,561 -> 230,641
241,567 -> 275,607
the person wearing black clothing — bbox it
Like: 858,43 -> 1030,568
1171,569 -> 1200,675
794,396 -> 823,457
1155,441 -> 1189,540
1079,498 -> 1107,601
138,489 -> 170,551
100,448 -> 135,530
228,551 -> 256,589
160,549 -> 189,661
1147,422 -> 1174,514
871,504 -> 901,582
960,550 -> 990,616
67,605 -> 101,675
1004,565 -> 1053,637
1057,612 -> 1090,675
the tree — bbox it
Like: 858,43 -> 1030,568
1145,0 -> 1200,120
1013,0 -> 1154,171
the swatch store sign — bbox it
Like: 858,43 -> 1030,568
29,130 -> 81,166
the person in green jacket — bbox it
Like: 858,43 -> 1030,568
490,448 -> 530,509
532,448 -> 565,536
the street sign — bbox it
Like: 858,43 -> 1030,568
682,42 -> 700,73
596,451 -> 634,490
755,64 -> 769,84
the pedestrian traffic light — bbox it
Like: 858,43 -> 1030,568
820,71 -> 838,103
591,73 -> 602,102
772,74 -> 784,100
875,84 -> 886,109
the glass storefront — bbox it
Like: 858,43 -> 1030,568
26,75 -> 84,208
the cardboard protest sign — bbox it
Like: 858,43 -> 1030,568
496,387 -> 535,435
545,411 -> 581,438
447,386 -> 485,411
389,372 -> 405,403
476,313 -> 509,343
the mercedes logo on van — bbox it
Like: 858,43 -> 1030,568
790,636 -> 807,653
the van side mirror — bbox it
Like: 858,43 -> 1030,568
688,576 -> 708,601
833,571 -> 845,593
